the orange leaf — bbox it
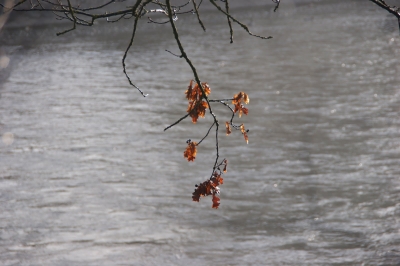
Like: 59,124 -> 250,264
185,80 -> 194,101
233,103 -> 249,118
212,195 -> 220,209
223,159 -> 228,173
243,93 -> 250,104
192,171 -> 225,208
240,124 -> 249,144
210,171 -> 224,185
185,80 -> 211,101
225,121 -> 232,135
232,91 -> 250,105
188,100 -> 208,123
201,82 -> 211,96
184,141 -> 197,161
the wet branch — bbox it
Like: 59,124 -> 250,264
209,0 -> 272,40
192,0 -> 206,31
56,0 -> 76,35
224,0 -> 233,43
197,121 -> 216,145
122,0 -> 150,97
369,0 -> 400,33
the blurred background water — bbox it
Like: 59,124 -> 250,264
0,0 -> 399,265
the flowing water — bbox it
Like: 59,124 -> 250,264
0,0 -> 400,265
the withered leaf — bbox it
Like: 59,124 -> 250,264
240,124 -> 249,144
233,103 -> 249,118
232,91 -> 250,105
185,80 -> 211,101
187,100 -> 208,123
212,195 -> 220,209
201,82 -> 211,96
192,171 -> 224,208
223,159 -> 228,173
184,141 -> 197,161
225,121 -> 232,135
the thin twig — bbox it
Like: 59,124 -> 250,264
197,122 -> 215,145
272,0 -> 280,12
164,113 -> 190,131
165,49 -> 182,58
122,0 -> 150,97
212,120 -> 220,174
369,0 -> 400,34
209,0 -> 272,40
56,0 -> 76,36
224,0 -> 233,43
192,0 -> 206,31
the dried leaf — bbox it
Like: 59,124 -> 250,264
187,100 -> 208,123
225,121 -> 232,135
243,93 -> 250,104
184,141 -> 197,161
232,91 -> 250,105
223,159 -> 228,173
185,80 -> 211,101
211,172 -> 224,185
234,103 -> 249,118
212,195 -> 220,209
192,171 -> 224,208
240,124 -> 249,144
201,82 -> 211,96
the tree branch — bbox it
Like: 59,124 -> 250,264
209,0 -> 272,40
122,0 -> 151,97
369,0 -> 400,34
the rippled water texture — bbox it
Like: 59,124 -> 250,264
1,0 -> 400,265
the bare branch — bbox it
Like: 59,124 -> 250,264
369,0 -> 400,34
197,121 -> 215,145
56,0 -> 76,36
192,0 -> 206,31
165,49 -> 182,58
164,113 -> 190,131
122,0 -> 150,97
224,0 -> 233,43
272,0 -> 280,12
209,0 -> 272,40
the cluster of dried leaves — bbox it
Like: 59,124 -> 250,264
181,81 -> 250,208
232,91 -> 250,117
185,80 -> 211,123
192,161 -> 227,209
183,139 -> 197,162
226,91 -> 250,144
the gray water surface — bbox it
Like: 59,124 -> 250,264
1,1 -> 400,265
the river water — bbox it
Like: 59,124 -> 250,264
0,0 -> 399,265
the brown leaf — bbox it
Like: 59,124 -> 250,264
187,100 -> 208,123
243,93 -> 250,104
192,171 -> 224,208
225,121 -> 232,135
184,141 -> 197,161
211,172 -> 224,185
212,195 -> 220,209
232,91 -> 250,105
240,124 -> 249,144
201,82 -> 211,96
185,80 -> 211,101
234,103 -> 249,118
223,159 -> 228,173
